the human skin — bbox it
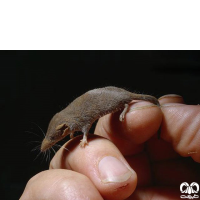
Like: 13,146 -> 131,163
20,95 -> 200,200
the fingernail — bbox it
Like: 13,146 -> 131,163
158,94 -> 184,104
98,156 -> 133,183
158,94 -> 183,100
129,101 -> 158,112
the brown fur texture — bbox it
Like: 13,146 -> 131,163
41,86 -> 159,151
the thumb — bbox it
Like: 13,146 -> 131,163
160,96 -> 200,163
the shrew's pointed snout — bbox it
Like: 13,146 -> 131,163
41,138 -> 53,152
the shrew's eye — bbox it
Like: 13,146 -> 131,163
50,135 -> 56,141
50,130 -> 62,141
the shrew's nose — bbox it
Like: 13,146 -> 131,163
41,138 -> 51,152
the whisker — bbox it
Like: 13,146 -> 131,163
31,122 -> 46,138
28,141 -> 41,145
25,131 -> 41,137
49,150 -> 51,162
46,151 -> 48,163
34,151 -> 42,161
51,147 -> 56,154
48,150 -> 52,163
41,151 -> 46,163
31,144 -> 41,152
53,143 -> 61,149
47,149 -> 51,162
54,143 -> 70,152
48,150 -> 50,162
53,143 -> 60,149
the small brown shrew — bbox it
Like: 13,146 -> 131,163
41,86 -> 160,152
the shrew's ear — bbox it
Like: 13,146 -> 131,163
56,123 -> 68,131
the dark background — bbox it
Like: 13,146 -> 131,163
1,51 -> 200,200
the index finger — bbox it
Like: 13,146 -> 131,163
95,101 -> 162,155
50,135 -> 137,200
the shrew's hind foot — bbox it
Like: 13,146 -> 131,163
80,136 -> 88,147
119,104 -> 129,122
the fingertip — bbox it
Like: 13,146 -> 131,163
51,135 -> 137,200
161,104 -> 200,163
20,169 -> 104,200
95,101 -> 162,155
159,94 -> 184,104
98,155 -> 137,199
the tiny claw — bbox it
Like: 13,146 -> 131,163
119,114 -> 125,122
119,104 -> 128,122
80,138 -> 88,147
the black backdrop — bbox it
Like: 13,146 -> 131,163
1,51 -> 200,200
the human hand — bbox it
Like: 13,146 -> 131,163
20,95 -> 200,200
